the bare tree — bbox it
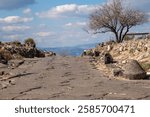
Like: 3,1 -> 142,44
89,0 -> 147,43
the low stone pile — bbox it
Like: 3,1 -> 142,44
82,38 -> 150,80
96,39 -> 150,62
83,39 -> 150,61
0,41 -> 55,64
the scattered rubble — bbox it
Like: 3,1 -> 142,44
0,41 -> 56,65
82,38 -> 150,80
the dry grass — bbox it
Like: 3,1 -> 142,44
140,62 -> 150,71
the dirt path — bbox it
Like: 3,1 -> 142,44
0,55 -> 150,99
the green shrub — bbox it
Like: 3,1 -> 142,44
24,38 -> 36,47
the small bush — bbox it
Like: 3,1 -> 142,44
24,38 -> 36,47
85,50 -> 94,56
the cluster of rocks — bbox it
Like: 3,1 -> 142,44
0,41 -> 56,64
82,39 -> 150,80
96,38 -> 150,62
83,39 -> 150,61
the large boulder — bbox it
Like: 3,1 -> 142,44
122,59 -> 146,80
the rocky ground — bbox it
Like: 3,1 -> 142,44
0,55 -> 150,100
96,38 -> 150,62
83,38 -> 150,79
0,40 -> 55,63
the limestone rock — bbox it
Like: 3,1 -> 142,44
122,60 -> 127,64
122,59 -> 146,79
107,45 -> 111,51
45,51 -> 56,57
8,60 -> 25,68
119,46 -> 124,52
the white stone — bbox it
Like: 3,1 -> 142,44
107,45 -> 111,51
122,60 -> 127,64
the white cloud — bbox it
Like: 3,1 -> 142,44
2,25 -> 30,31
36,32 -> 55,37
65,23 -> 73,27
0,16 -> 33,24
76,22 -> 87,26
23,8 -> 32,14
2,34 -> 21,40
49,30 -> 99,47
36,4 -> 97,18
65,22 -> 86,27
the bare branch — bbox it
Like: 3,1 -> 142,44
88,0 -> 147,43
82,28 -> 90,34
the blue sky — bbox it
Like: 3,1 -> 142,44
0,0 -> 149,47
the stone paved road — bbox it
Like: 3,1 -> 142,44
0,56 -> 150,99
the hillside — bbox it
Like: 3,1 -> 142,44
82,38 -> 150,79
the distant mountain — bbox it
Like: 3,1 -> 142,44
40,43 -> 98,56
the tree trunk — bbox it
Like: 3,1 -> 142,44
119,27 -> 125,43
114,31 -> 120,43
121,27 -> 129,42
